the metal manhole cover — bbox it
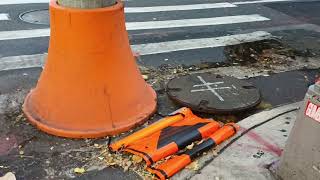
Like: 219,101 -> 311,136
19,9 -> 49,25
166,72 -> 261,114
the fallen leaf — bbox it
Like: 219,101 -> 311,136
196,140 -> 204,145
132,155 -> 143,164
74,167 -> 85,174
257,102 -> 273,110
186,160 -> 199,171
142,75 -> 149,80
186,143 -> 194,150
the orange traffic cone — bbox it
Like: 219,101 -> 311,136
22,0 -> 157,138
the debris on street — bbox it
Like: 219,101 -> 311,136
109,107 -> 240,179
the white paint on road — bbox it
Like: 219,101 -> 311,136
0,0 -> 298,6
0,28 -> 50,41
0,15 -> 269,40
0,31 -> 272,71
126,14 -> 270,30
131,31 -> 272,55
0,0 -> 48,5
0,54 -> 46,71
0,14 -> 10,21
125,3 -> 237,13
234,0 -> 297,5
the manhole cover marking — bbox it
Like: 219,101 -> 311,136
191,75 -> 236,102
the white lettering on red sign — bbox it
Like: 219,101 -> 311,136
305,101 -> 320,123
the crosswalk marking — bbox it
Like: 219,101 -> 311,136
0,29 -> 50,41
0,0 -> 297,6
131,31 -> 272,55
0,54 -> 46,71
233,0 -> 296,5
0,14 -> 10,21
0,0 -> 48,5
0,31 -> 272,71
0,0 -> 278,72
0,15 -> 270,41
125,3 -> 237,13
126,14 -> 270,30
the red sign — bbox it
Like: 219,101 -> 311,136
305,101 -> 320,123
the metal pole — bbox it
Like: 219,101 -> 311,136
57,0 -> 116,8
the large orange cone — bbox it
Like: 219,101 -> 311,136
23,0 -> 157,138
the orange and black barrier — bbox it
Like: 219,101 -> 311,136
148,123 -> 239,180
110,108 -> 221,166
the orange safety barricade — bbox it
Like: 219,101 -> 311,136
110,108 -> 221,166
148,123 -> 239,179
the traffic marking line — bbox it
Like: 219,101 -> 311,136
0,0 -> 298,6
0,54 -> 46,71
0,14 -> 10,21
233,0 -> 297,5
131,31 -> 272,55
0,0 -> 48,5
0,15 -> 270,40
126,14 -> 270,30
0,31 -> 272,71
0,28 -> 50,41
125,3 -> 237,13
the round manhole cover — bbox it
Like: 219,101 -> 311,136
166,72 -> 261,114
19,9 -> 49,25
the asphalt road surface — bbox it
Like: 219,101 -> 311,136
0,0 -> 320,179
0,0 -> 319,68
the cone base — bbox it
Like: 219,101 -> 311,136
23,85 -> 157,139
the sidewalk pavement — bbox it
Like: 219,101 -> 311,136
174,102 -> 301,180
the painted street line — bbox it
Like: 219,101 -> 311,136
0,28 -> 50,41
0,15 -> 270,40
0,54 -> 46,71
0,0 -> 298,5
0,31 -> 272,71
125,3 -> 237,13
131,31 -> 272,55
0,0 -> 48,5
0,14 -> 10,21
126,14 -> 270,30
233,0 -> 297,5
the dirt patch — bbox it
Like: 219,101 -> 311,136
225,39 -> 297,68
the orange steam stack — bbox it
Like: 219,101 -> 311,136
22,0 -> 157,138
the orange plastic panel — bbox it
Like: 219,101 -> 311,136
121,108 -> 220,166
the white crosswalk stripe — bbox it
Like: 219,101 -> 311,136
126,15 -> 270,30
233,0 -> 297,5
0,54 -> 46,71
131,31 -> 272,55
0,15 -> 270,41
0,29 -> 50,41
0,31 -> 272,71
125,3 -> 237,13
0,0 -> 279,71
0,14 -> 10,21
0,0 -> 297,6
0,0 -> 48,5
